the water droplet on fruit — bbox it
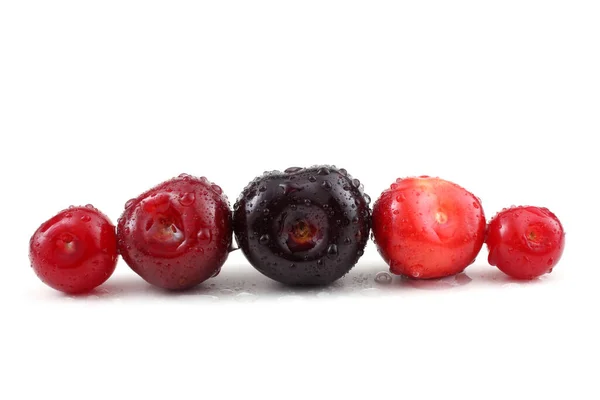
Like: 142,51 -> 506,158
124,198 -> 136,209
317,259 -> 324,266
472,202 -> 480,209
317,167 -> 330,175
263,208 -> 270,215
364,194 -> 371,204
211,266 -> 221,277
339,168 -> 348,176
375,271 -> 393,284
80,215 -> 91,222
211,184 -> 223,194
179,192 -> 196,206
304,199 -> 312,206
344,237 -> 352,244
390,183 -> 398,190
178,173 -> 191,179
547,258 -> 554,266
352,178 -> 361,188
259,185 -> 267,192
285,167 -> 303,173
84,204 -> 94,209
259,234 -> 270,245
326,244 -> 338,259
290,263 -> 296,269
322,181 -> 332,190
65,212 -> 73,218
197,228 -> 212,245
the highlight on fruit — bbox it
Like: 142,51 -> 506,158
28,168 -> 565,294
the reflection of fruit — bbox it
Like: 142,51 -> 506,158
486,206 -> 565,279
372,176 -> 486,279
233,166 -> 371,285
29,205 -> 118,293
117,174 -> 232,290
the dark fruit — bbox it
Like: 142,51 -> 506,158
29,205 -> 118,293
486,206 -> 565,279
233,166 -> 371,285
372,176 -> 486,279
117,174 -> 232,290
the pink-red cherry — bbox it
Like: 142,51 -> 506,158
117,174 -> 232,290
372,176 -> 486,279
486,206 -> 565,279
29,205 -> 118,293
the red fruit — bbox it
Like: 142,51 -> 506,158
117,174 -> 232,290
372,176 -> 486,279
29,205 -> 118,293
486,206 -> 565,279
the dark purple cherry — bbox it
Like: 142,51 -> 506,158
233,166 -> 371,285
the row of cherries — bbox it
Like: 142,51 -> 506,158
29,166 -> 565,294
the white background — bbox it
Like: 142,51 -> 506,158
1,1 -> 599,399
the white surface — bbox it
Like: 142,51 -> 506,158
1,1 -> 599,399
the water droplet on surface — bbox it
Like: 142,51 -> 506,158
179,192 -> 196,206
364,194 -> 371,204
326,244 -> 338,259
259,234 -> 270,245
375,271 -> 393,284
80,215 -> 91,222
547,258 -> 554,266
211,266 -> 221,277
317,167 -> 330,175
322,181 -> 332,190
235,292 -> 258,303
344,237 -> 352,245
124,198 -> 136,209
352,178 -> 361,188
339,168 -> 348,176
178,173 -> 191,179
197,228 -> 212,245
259,185 -> 267,192
308,175 -> 317,182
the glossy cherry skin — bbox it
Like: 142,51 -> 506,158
29,205 -> 118,293
486,206 -> 565,279
117,174 -> 232,290
372,177 -> 486,279
233,166 -> 371,285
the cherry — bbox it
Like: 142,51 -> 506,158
486,206 -> 565,279
117,174 -> 232,290
29,205 -> 118,293
233,166 -> 371,285
372,176 -> 486,279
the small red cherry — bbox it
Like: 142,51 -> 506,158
486,206 -> 565,279
29,206 -> 118,293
